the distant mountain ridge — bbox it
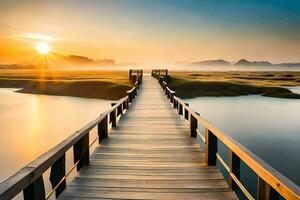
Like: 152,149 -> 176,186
192,59 -> 231,66
64,55 -> 115,66
0,64 -> 36,69
190,59 -> 300,67
0,54 -> 116,69
234,59 -> 272,66
274,63 -> 300,67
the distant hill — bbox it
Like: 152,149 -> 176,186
188,59 -> 300,68
275,63 -> 300,67
234,59 -> 272,66
0,54 -> 116,69
0,64 -> 36,69
192,59 -> 231,66
61,55 -> 115,66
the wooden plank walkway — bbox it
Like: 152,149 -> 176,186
59,75 -> 237,200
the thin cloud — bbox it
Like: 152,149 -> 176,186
11,32 -> 100,43
13,32 -> 62,42
15,32 -> 54,41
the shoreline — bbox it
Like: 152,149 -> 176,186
166,71 -> 300,99
1,70 -> 300,100
0,78 -> 132,100
0,70 -> 133,100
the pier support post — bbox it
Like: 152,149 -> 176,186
73,133 -> 89,171
228,150 -> 240,190
184,103 -> 189,120
117,104 -> 123,116
257,178 -> 280,200
23,176 -> 45,200
127,91 -> 133,103
178,103 -> 183,115
205,129 -> 217,166
127,98 -> 130,109
122,101 -> 127,110
98,115 -> 108,142
170,92 -> 175,103
49,154 -> 66,198
129,69 -> 132,80
190,114 -> 197,138
110,103 -> 117,127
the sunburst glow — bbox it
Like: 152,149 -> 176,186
36,42 -> 50,55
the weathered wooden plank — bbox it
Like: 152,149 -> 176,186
58,75 -> 237,200
63,186 -> 232,193
70,177 -> 229,189
98,146 -> 201,151
91,152 -> 205,158
77,173 -> 224,180
60,187 -> 237,200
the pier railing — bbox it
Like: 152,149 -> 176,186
152,69 -> 168,77
152,69 -> 300,200
0,70 -> 143,200
129,69 -> 143,85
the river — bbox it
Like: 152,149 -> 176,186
1,87 -> 299,199
0,88 -> 111,199
186,92 -> 300,197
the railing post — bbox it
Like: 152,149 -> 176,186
173,99 -> 176,108
122,101 -> 127,110
257,177 -> 280,200
110,103 -> 117,127
73,132 -> 89,171
117,104 -> 123,116
129,69 -> 132,79
190,114 -> 197,138
127,98 -> 130,109
159,77 -> 164,86
98,115 -> 108,142
49,154 -> 66,198
132,88 -> 135,98
164,85 -> 168,95
170,92 -> 174,103
184,103 -> 189,120
205,128 -> 217,166
228,150 -> 240,190
178,103 -> 183,115
136,81 -> 139,90
134,87 -> 137,97
127,91 -> 133,103
23,176 -> 45,200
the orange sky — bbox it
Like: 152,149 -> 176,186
0,1 -> 300,65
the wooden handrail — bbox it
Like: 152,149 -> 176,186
152,69 -> 168,77
129,69 -> 143,82
153,72 -> 300,200
0,72 -> 143,200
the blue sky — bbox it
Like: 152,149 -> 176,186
0,0 -> 299,64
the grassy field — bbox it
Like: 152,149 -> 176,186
167,71 -> 300,99
0,69 -> 132,100
1,70 -> 300,100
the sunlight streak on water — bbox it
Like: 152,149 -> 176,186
0,88 -> 111,181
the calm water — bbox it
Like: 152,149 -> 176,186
0,88 -> 111,182
289,86 -> 300,95
186,94 -> 300,187
1,87 -> 299,199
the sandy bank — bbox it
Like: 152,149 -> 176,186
166,72 -> 300,99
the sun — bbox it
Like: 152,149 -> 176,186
36,42 -> 50,55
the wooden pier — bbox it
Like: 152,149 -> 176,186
0,70 -> 299,200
